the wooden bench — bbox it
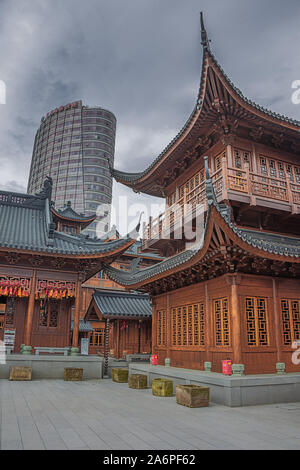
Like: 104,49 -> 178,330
126,354 -> 151,363
34,347 -> 70,356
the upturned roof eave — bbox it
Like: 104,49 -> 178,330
112,21 -> 300,195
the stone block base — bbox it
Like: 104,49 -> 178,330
152,378 -> 173,397
129,374 -> 148,389
64,368 -> 83,381
112,368 -> 129,383
176,384 -> 210,407
9,366 -> 32,381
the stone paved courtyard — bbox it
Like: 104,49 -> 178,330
0,379 -> 300,450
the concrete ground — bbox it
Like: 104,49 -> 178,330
0,379 -> 300,450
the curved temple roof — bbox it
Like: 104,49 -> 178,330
90,289 -> 152,319
112,13 -> 300,197
102,158 -> 300,291
0,178 -> 140,257
52,201 -> 96,223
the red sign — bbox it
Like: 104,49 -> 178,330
151,354 -> 158,365
222,359 -> 232,375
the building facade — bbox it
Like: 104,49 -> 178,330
27,100 -> 116,237
0,178 -> 139,354
103,15 -> 300,375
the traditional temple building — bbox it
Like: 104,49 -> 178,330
80,240 -> 162,356
0,177 -> 141,354
85,289 -> 152,357
103,14 -> 300,374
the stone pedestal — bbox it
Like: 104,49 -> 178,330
112,368 -> 129,383
152,378 -> 173,397
176,384 -> 210,408
232,364 -> 245,376
21,346 -> 32,355
9,366 -> 32,381
276,362 -> 286,375
70,347 -> 79,356
204,361 -> 212,372
128,374 -> 148,389
64,368 -> 83,381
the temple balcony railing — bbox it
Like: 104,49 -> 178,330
141,163 -> 300,250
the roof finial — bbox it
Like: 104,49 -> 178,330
200,12 -> 211,53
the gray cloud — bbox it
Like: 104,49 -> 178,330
0,0 -> 299,227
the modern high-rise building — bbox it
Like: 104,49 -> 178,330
27,100 -> 116,237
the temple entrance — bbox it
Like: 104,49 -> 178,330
0,295 -> 27,352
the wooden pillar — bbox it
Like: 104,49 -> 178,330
166,293 -> 171,360
244,162 -> 251,194
272,278 -> 283,363
116,319 -> 120,359
228,274 -> 242,364
226,144 -> 233,168
72,280 -> 81,348
24,269 -> 37,346
251,142 -> 258,173
151,300 -> 156,355
221,153 -> 228,200
205,282 -> 213,364
104,317 -> 110,376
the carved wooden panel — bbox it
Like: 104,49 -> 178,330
157,310 -> 166,347
245,296 -> 269,346
36,279 -> 76,299
214,297 -> 230,347
281,299 -> 300,346
0,276 -> 30,297
171,302 -> 205,347
38,300 -> 59,329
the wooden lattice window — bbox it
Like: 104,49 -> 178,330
89,329 -> 105,347
49,305 -> 58,328
245,297 -> 269,346
39,300 -> 59,328
214,297 -> 230,347
281,299 -> 300,346
157,310 -> 166,346
234,149 -> 251,170
5,298 -> 15,327
171,303 -> 205,347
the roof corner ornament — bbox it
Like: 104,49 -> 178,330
200,12 -> 211,53
128,257 -> 142,274
35,176 -> 53,200
204,156 -> 216,205
127,212 -> 144,240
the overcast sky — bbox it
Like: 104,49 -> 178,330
0,0 -> 300,232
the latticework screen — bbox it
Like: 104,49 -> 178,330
39,300 -> 59,328
214,297 -> 230,347
281,299 -> 300,346
245,297 -> 269,346
171,302 -> 205,347
157,310 -> 166,346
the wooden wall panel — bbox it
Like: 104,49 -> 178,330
152,274 -> 300,374
31,300 -> 72,349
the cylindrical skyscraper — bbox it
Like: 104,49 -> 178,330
27,100 -> 116,237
